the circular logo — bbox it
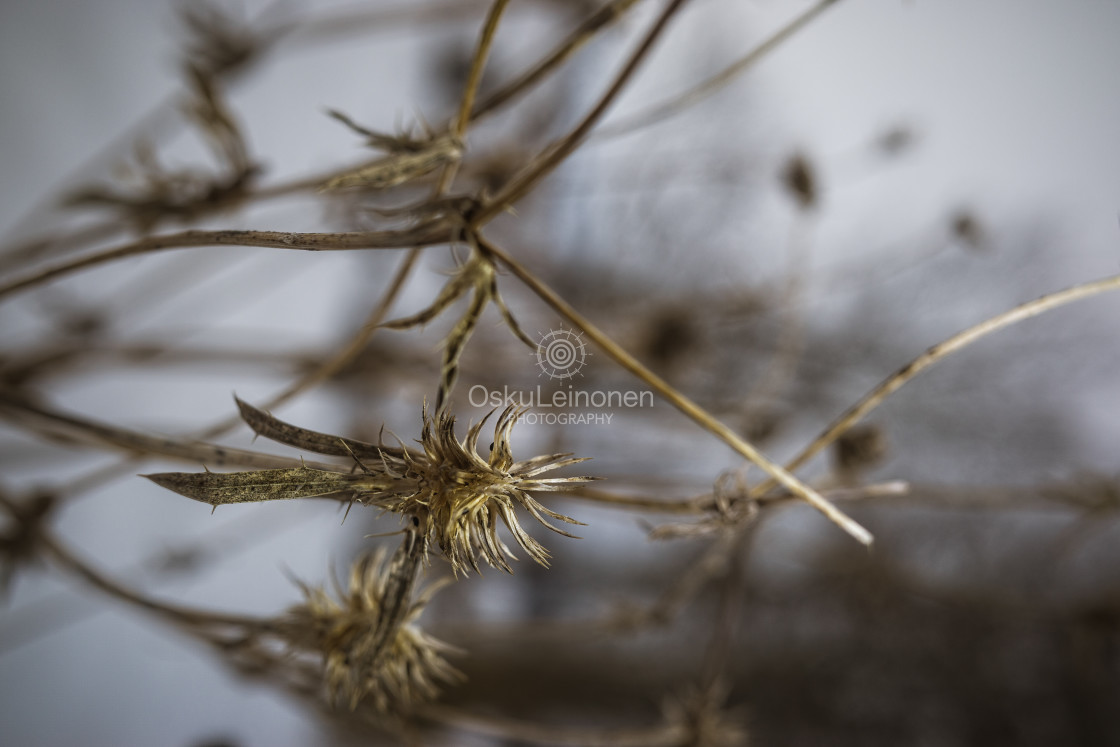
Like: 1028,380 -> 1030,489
535,328 -> 589,379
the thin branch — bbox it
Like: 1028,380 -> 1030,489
471,0 -> 647,121
197,248 -> 424,439
474,0 -> 693,224
0,226 -> 449,302
565,480 -> 909,514
475,234 -> 873,545
434,0 -> 511,197
595,0 -> 843,141
753,272 -> 1120,497
0,494 -> 264,630
0,506 -> 304,657
0,393 -> 339,471
453,0 -> 510,138
0,221 -> 123,276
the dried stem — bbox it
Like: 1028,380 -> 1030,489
596,0 -> 843,140
471,0 -> 647,121
0,493 -> 265,631
453,0 -> 510,139
0,393 -> 337,472
198,247 -> 423,438
475,234 -> 873,545
752,272 -> 1120,497
431,0 -> 511,203
566,480 -> 909,515
474,0 -> 693,224
0,226 -> 449,302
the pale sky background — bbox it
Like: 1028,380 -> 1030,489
1,1 -> 1119,745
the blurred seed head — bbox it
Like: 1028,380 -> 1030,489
283,550 -> 462,712
875,124 -> 917,156
781,152 -> 817,211
832,423 -> 887,479
950,209 -> 987,251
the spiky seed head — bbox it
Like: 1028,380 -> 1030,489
377,405 -> 591,575
283,550 -> 461,711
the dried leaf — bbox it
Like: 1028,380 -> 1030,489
323,135 -> 462,191
380,240 -> 533,410
326,109 -> 431,153
142,466 -> 373,507
381,259 -> 480,331
235,397 -> 404,461
781,152 -> 817,211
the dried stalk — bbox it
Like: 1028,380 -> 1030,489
595,0 -> 843,140
476,234 -> 873,545
0,226 -> 452,302
474,0 -> 694,224
752,272 -> 1120,497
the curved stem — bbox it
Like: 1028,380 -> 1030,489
0,225 -> 448,302
475,234 -> 872,545
0,492 -> 266,631
453,0 -> 510,139
471,0 -> 647,122
473,0 -> 693,224
752,273 -> 1120,497
595,0 -> 843,141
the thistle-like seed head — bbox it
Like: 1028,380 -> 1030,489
284,551 -> 461,712
377,405 -> 591,575
145,400 -> 593,575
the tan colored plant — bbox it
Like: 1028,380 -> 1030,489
2,0 -> 1119,744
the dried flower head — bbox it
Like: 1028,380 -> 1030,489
950,208 -> 986,251
283,549 -> 461,712
831,422 -> 887,477
780,152 -> 817,211
179,1 -> 268,79
145,402 -> 593,575
377,405 -> 590,574
321,109 -> 463,192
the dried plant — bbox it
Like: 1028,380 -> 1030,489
2,0 -> 1119,744
321,109 -> 464,192
145,400 -> 591,574
282,548 -> 462,711
63,65 -> 258,232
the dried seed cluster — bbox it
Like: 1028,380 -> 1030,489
146,402 -> 593,575
283,549 -> 462,711
385,405 -> 589,574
